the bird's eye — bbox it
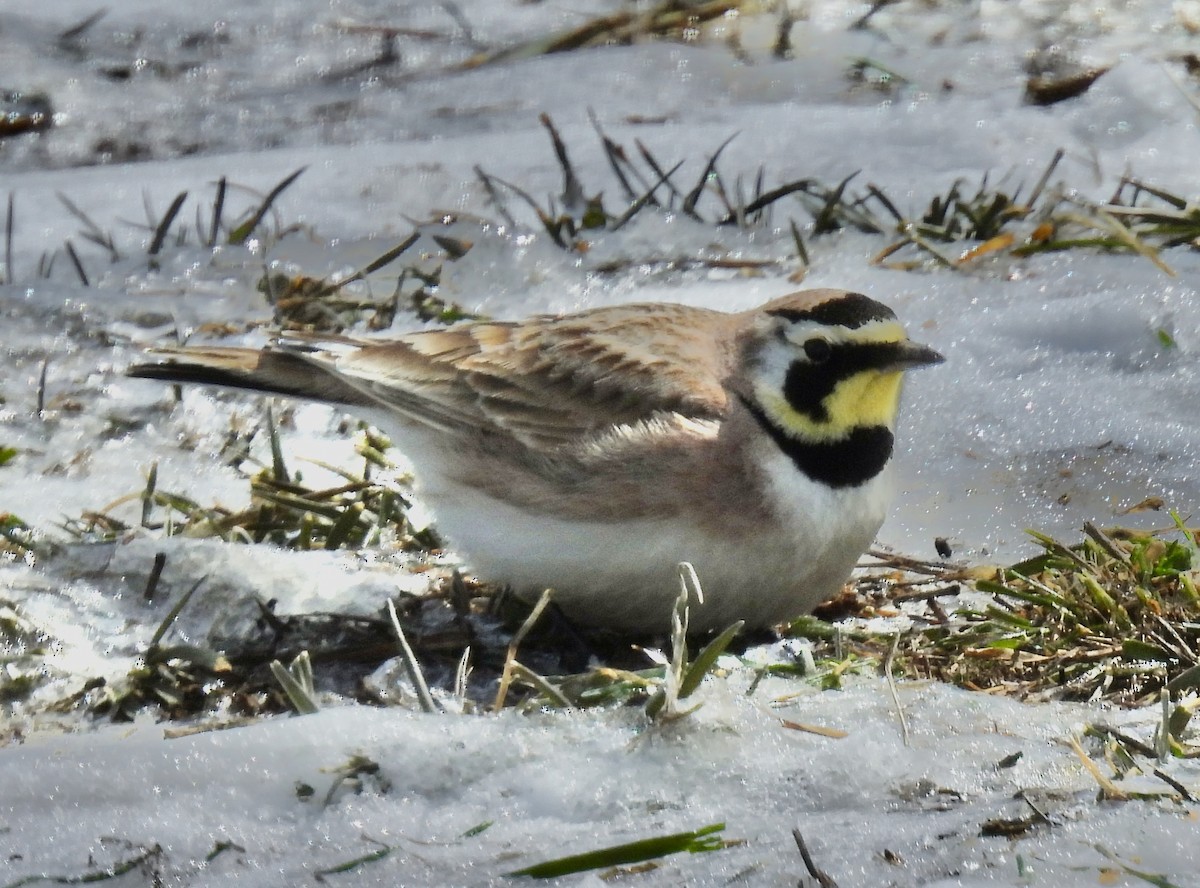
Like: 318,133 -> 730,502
803,338 -> 832,363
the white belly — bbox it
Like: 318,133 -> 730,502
364,408 -> 893,633
417,448 -> 891,633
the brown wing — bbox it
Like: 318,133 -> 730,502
313,302 -> 733,447
130,301 -> 735,449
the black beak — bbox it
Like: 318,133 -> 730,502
888,340 -> 944,370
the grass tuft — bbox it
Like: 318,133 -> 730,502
63,425 -> 438,554
794,518 -> 1200,712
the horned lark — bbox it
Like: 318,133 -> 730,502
129,289 -> 941,633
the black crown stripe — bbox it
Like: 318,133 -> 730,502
766,293 -> 896,329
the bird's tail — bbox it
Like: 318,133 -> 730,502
128,346 -> 374,407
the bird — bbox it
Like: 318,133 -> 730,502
128,288 -> 942,634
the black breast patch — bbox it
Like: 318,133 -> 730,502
740,396 -> 894,488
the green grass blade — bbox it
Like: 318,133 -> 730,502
507,823 -> 727,878
228,167 -> 306,245
679,620 -> 744,699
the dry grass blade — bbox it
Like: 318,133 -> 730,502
57,192 -> 119,261
883,632 -> 909,746
610,160 -> 685,231
493,588 -> 554,711
1,843 -> 164,888
683,132 -> 737,218
387,597 -> 440,713
3,192 -> 12,285
57,8 -> 107,43
148,191 -> 188,256
588,109 -> 639,201
228,167 -> 306,245
207,176 -> 227,246
269,651 -> 320,714
63,239 -> 89,286
718,177 -> 815,226
1064,207 -> 1176,276
1026,148 -> 1064,207
540,113 -> 584,209
895,522 -> 1198,704
633,140 -> 682,208
1068,734 -> 1128,799
462,0 -> 743,68
313,232 -> 421,298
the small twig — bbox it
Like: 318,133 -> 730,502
1151,767 -> 1194,801
792,828 -> 839,888
890,585 -> 961,603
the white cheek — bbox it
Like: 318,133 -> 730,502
753,340 -> 799,393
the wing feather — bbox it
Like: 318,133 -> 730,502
321,302 -> 733,447
130,301 -> 737,450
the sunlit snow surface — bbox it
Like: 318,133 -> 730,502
3,1 -> 1200,885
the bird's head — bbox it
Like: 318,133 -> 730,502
736,290 -> 943,487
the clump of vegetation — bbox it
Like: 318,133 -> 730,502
61,420 -> 437,553
11,166 -> 479,335
0,512 -> 51,564
474,120 -> 1198,278
789,517 -> 1200,710
475,113 -> 820,268
926,519 -> 1200,706
460,0 -> 749,70
257,229 -> 479,332
0,598 -> 52,704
